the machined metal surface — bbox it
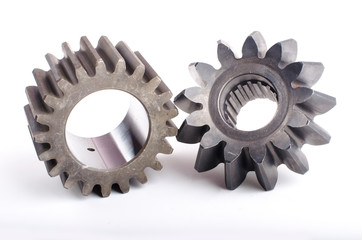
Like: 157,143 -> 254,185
175,32 -> 336,190
25,36 -> 178,197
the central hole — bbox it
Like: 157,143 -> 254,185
65,90 -> 149,169
224,81 -> 278,131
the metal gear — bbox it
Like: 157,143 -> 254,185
25,36 -> 178,197
174,32 -> 336,190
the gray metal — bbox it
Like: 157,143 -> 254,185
25,36 -> 178,197
175,32 -> 336,190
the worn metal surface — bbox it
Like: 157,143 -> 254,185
175,32 -> 336,190
25,36 -> 178,197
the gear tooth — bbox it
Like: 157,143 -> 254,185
217,40 -> 236,67
135,172 -> 148,184
242,31 -> 267,58
44,159 -> 60,176
118,182 -> 130,194
189,62 -> 216,87
290,121 -> 331,145
100,185 -> 112,197
195,132 -> 223,172
293,87 -> 314,104
158,91 -> 173,105
271,131 -> 291,150
249,145 -> 267,164
177,119 -> 210,144
165,120 -> 178,137
61,172 -> 78,189
96,36 -> 126,73
224,148 -> 248,190
79,36 -> 106,75
287,109 -> 309,128
61,42 -> 87,80
297,90 -> 336,116
145,76 -> 162,92
159,139 -> 173,154
277,142 -> 309,174
24,105 -> 49,141
252,149 -> 278,191
26,86 -> 53,121
81,182 -> 94,196
174,88 -> 203,114
284,62 -> 324,88
151,159 -> 163,171
116,41 -> 145,78
45,53 -> 66,82
33,69 -> 63,99
266,39 -> 297,68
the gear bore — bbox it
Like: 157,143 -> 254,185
25,36 -> 178,197
175,32 -> 336,190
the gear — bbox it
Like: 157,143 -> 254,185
175,32 -> 336,190
25,36 -> 178,197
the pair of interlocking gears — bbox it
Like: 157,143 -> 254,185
25,32 -> 335,196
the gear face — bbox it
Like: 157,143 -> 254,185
175,32 -> 336,190
25,36 -> 178,197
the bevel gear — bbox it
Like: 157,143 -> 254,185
175,32 -> 336,190
25,36 -> 178,197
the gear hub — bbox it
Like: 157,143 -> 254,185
175,32 -> 336,190
25,36 -> 178,197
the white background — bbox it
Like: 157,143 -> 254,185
1,0 -> 361,239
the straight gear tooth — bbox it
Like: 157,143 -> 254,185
287,109 -> 309,127
253,149 -> 278,191
234,89 -> 247,106
97,36 -> 126,73
81,182 -> 94,196
225,149 -> 248,190
290,121 -> 331,145
266,39 -> 298,68
61,42 -> 87,80
271,131 -> 291,150
284,62 -> 324,88
217,40 -> 236,67
116,41 -> 145,78
242,31 -> 267,58
252,83 -> 264,98
135,172 -> 148,184
176,120 -> 209,144
297,91 -> 336,116
25,36 -> 177,197
189,62 -> 217,87
100,185 -> 112,197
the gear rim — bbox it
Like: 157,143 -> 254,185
25,36 -> 178,197
175,31 -> 336,191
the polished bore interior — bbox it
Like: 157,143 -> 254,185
65,90 -> 149,170
223,80 -> 278,131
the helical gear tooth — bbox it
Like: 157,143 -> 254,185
284,62 -> 324,88
297,91 -> 336,116
189,62 -> 217,87
177,120 -> 210,144
266,39 -> 297,68
61,42 -> 87,80
135,172 -> 148,184
174,87 -> 203,114
224,147 -> 248,190
290,121 -> 331,145
287,109 -> 309,128
25,86 -> 53,121
217,40 -> 236,67
100,185 -> 112,197
250,147 -> 278,191
96,36 -> 126,73
116,41 -> 145,78
195,131 -> 223,172
24,105 -> 49,140
81,182 -> 94,196
242,31 -> 267,58
271,131 -> 292,150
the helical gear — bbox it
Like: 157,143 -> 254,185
25,36 -> 178,197
175,32 -> 336,190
